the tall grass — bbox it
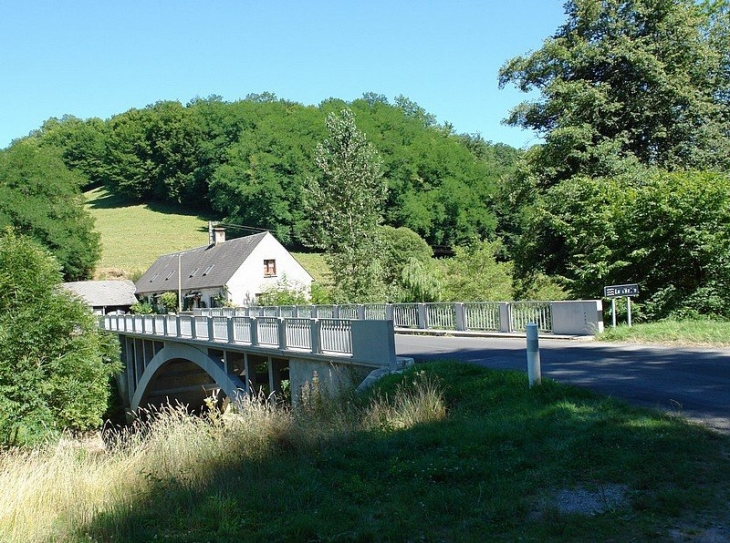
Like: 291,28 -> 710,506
0,373 -> 446,542
2,363 -> 728,541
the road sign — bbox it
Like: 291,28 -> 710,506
604,284 -> 639,298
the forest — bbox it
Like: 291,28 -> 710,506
2,0 -> 730,320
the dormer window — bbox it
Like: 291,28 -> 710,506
264,259 -> 276,277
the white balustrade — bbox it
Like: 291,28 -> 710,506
464,302 -> 501,331
285,318 -> 312,350
320,319 -> 352,354
256,317 -> 280,347
511,301 -> 552,332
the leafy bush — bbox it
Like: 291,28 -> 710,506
0,230 -> 120,446
255,275 -> 310,306
440,240 -> 513,301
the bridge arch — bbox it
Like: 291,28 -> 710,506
131,343 -> 246,413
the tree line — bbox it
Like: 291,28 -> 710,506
24,92 -> 518,249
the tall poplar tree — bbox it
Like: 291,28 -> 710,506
305,109 -> 387,302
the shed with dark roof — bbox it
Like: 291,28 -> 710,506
62,280 -> 138,315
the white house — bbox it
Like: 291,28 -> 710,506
135,229 -> 313,310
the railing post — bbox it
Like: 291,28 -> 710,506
333,306 -> 340,319
278,318 -> 288,350
385,304 -> 394,322
357,304 -> 366,320
454,303 -> 466,331
207,316 -> 215,341
310,318 -> 321,354
227,317 -> 235,344
176,316 -> 182,338
250,317 -> 259,347
418,303 -> 429,330
499,302 -> 513,333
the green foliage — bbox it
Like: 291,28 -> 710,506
158,292 -> 178,313
34,115 -> 109,187
304,109 -> 387,303
440,240 -> 514,301
499,0 -> 730,186
346,98 -> 504,246
30,94 -> 516,250
130,300 -> 154,314
255,275 -> 310,306
378,225 -> 441,302
0,141 -> 101,280
399,258 -> 443,302
0,230 -> 120,446
522,170 -> 730,318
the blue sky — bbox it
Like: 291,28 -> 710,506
1,1 -> 565,150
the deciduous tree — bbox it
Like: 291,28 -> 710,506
0,141 -> 100,280
0,230 -> 120,446
304,109 -> 387,302
499,0 -> 730,186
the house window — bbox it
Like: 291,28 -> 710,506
264,259 -> 276,277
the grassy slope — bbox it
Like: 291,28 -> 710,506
85,187 -> 329,282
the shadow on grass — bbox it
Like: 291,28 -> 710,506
79,362 -> 730,542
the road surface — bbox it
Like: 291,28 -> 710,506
395,334 -> 730,434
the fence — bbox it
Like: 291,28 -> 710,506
196,300 -> 603,335
194,301 -> 569,334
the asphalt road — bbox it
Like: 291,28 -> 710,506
395,334 -> 730,434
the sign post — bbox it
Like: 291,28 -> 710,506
603,284 -> 640,327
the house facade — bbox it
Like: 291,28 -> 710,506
135,230 -> 313,310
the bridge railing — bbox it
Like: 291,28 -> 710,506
195,300 -> 602,335
102,313 -> 395,366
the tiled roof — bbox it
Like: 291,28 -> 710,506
62,280 -> 138,307
135,232 -> 268,295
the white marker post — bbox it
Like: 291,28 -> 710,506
526,323 -> 541,388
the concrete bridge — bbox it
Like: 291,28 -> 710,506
102,313 -> 399,418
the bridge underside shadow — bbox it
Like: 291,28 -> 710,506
122,341 -> 250,416
117,335 -> 378,419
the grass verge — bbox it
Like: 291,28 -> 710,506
598,319 -> 730,347
1,362 -> 728,542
